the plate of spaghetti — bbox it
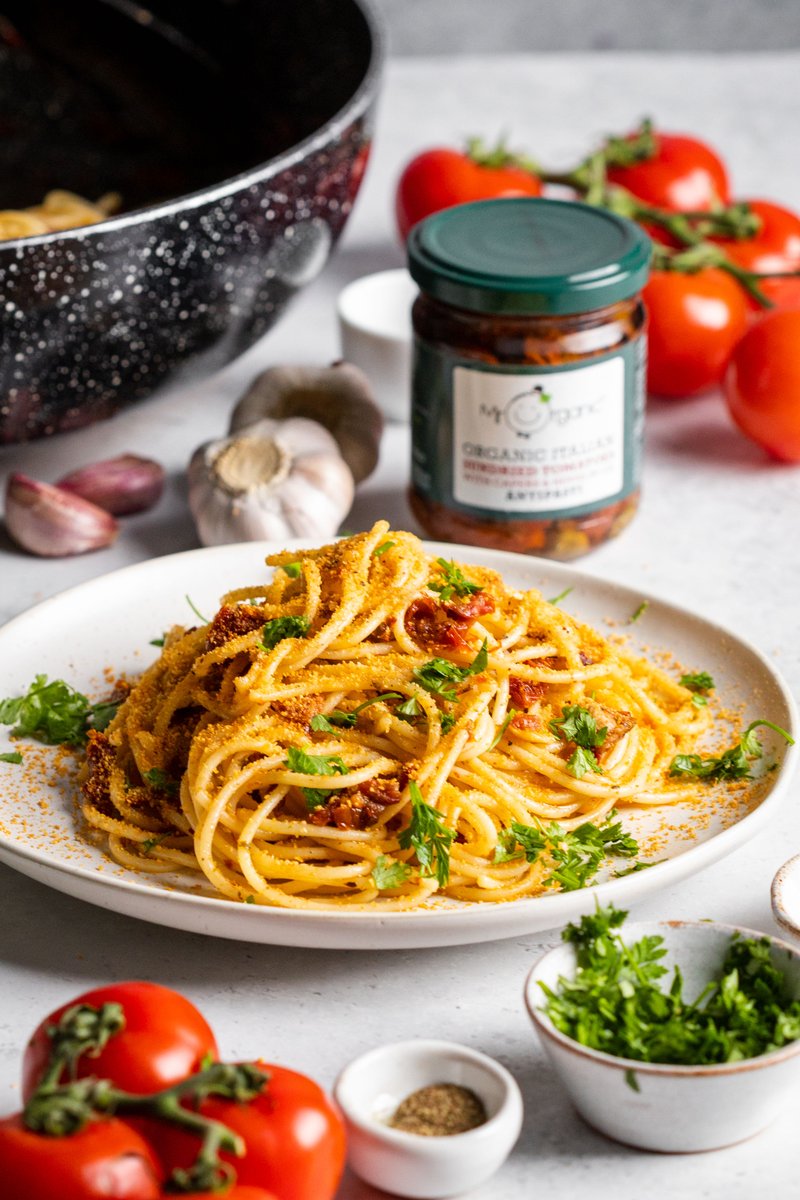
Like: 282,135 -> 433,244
0,524 -> 795,948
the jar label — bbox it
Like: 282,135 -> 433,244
411,339 -> 644,522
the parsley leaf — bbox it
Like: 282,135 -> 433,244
549,704 -> 608,750
150,636 -> 166,648
439,711 -> 456,734
310,694 -> 402,735
489,709 -> 518,751
143,768 -> 179,794
398,781 -> 455,888
413,641 -> 488,702
396,695 -> 424,723
669,719 -> 793,782
493,814 -> 638,891
680,672 -> 715,693
283,562 -> 302,579
373,541 -> 396,558
0,676 -> 95,746
88,699 -> 122,733
542,904 -> 800,1065
262,615 -> 310,650
428,558 -> 483,603
372,855 -> 413,889
628,600 -> 649,624
284,745 -> 349,810
141,834 -> 166,854
0,751 -> 22,764
185,595 -> 209,624
548,586 -> 573,606
566,745 -> 604,779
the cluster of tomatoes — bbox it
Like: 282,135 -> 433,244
395,128 -> 800,462
2,981 -> 345,1200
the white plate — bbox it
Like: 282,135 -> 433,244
0,540 -> 796,949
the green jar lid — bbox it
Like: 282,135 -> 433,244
407,197 -> 652,316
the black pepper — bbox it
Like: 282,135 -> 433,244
389,1082 -> 488,1137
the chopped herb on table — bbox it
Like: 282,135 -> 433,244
398,781 -> 455,888
494,812 -> 638,890
540,904 -> 800,1065
669,719 -> 793,781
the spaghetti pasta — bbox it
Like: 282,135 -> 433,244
81,524 -> 713,911
0,191 -> 120,241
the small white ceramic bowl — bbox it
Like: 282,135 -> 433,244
525,920 -> 800,1153
333,1039 -> 523,1197
337,267 -> 418,422
771,854 -> 800,941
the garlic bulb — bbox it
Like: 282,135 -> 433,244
187,417 -> 355,546
229,362 -> 383,484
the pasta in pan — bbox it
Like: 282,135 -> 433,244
0,190 -> 120,241
81,523 -> 711,911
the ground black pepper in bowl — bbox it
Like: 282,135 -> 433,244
388,1083 -> 488,1136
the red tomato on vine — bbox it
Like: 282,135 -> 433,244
22,982 -> 218,1099
644,268 -> 748,397
146,1062 -> 346,1200
0,1113 -> 162,1200
724,309 -> 800,460
396,144 -> 542,239
608,130 -> 730,212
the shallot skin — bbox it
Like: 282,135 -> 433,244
4,472 -> 118,557
57,454 -> 165,516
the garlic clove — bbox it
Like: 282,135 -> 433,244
57,454 -> 165,516
229,362 -> 383,484
5,472 -> 119,557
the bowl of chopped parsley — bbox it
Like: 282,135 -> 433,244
524,905 -> 800,1152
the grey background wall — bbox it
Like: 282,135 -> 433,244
371,0 -> 800,53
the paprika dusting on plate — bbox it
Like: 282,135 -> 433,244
407,198 -> 651,559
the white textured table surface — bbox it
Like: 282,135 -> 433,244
2,54 -> 800,1198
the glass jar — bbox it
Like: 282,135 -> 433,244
407,198 -> 651,559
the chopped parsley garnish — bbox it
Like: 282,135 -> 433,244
540,904 -> 800,1065
283,562 -> 303,578
428,558 -> 483,603
143,768 -> 179,794
398,781 -> 455,888
549,704 -> 608,778
494,813 -> 638,891
141,834 -> 166,854
0,676 -> 118,747
680,672 -> 715,693
669,719 -> 793,782
0,751 -> 22,764
628,600 -> 649,624
396,695 -> 424,723
489,709 -> 518,751
372,855 -> 413,890
413,641 -> 488,703
373,541 -> 396,558
150,636 -> 166,647
185,595 -> 209,625
548,586 -> 573,606
245,894 -> 255,904
439,711 -> 456,735
261,615 -> 310,650
310,694 -> 402,735
284,745 -> 349,809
